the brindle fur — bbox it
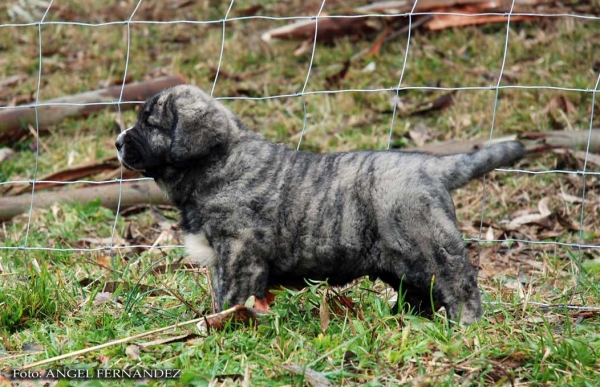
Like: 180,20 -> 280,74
116,85 -> 525,324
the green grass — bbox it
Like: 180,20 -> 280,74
1,232 -> 599,385
1,0 -> 600,385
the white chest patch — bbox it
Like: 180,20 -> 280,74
184,232 -> 216,268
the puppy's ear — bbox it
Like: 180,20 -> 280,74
170,103 -> 231,165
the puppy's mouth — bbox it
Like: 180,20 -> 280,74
117,151 -> 146,172
115,130 -> 147,172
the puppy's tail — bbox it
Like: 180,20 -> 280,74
429,141 -> 525,191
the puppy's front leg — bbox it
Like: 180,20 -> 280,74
212,240 -> 269,311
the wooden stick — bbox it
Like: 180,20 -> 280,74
0,75 -> 186,144
17,310 -> 233,370
8,156 -> 121,195
261,0 -> 535,42
0,180 -> 167,220
18,305 -> 261,370
405,129 -> 600,155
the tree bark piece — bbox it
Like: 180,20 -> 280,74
196,305 -> 271,333
0,75 -> 186,144
0,180 -> 167,220
260,0 -> 552,42
405,129 -> 600,155
425,6 -> 537,30
405,135 -> 518,155
7,156 -> 121,195
520,129 -> 600,154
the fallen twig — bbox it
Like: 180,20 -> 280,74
18,313 -> 209,370
405,129 -> 600,155
0,75 -> 186,144
196,305 -> 272,332
18,305 -> 272,370
7,156 -> 122,195
261,0 -> 553,45
0,180 -> 167,220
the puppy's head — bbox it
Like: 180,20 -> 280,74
116,85 -> 237,173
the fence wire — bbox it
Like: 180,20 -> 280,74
1,2 -> 599,312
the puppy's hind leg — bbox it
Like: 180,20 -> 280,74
212,239 -> 270,312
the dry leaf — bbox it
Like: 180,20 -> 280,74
407,91 -> 457,117
102,281 -> 168,296
426,8 -> 536,30
319,292 -> 331,333
234,5 -> 263,17
537,197 -> 551,217
80,236 -> 128,248
8,156 -> 120,195
243,293 -> 273,312
0,148 -> 15,162
362,62 -> 376,73
125,344 -> 140,361
343,350 -> 358,368
1,378 -> 53,387
0,374 -> 13,387
282,365 -> 332,387
253,298 -> 271,312
139,333 -> 199,348
524,316 -> 545,323
22,343 -> 43,352
243,364 -> 251,387
574,151 -> 600,168
557,213 -> 581,232
560,191 -> 583,203
293,39 -> 313,57
0,74 -> 25,89
365,26 -> 391,57
485,227 -> 495,241
212,374 -> 244,383
329,291 -> 358,318
408,122 -> 431,147
537,230 -> 563,239
170,0 -> 194,9
495,351 -> 529,369
262,16 -> 378,43
196,305 -> 271,333
508,213 -> 549,229
545,95 -> 576,116
93,292 -> 113,304
97,255 -> 112,268
245,295 -> 256,308
325,60 -> 350,88
151,262 -> 201,275
508,198 -> 552,229
571,310 -> 600,320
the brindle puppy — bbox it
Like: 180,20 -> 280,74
116,85 -> 525,324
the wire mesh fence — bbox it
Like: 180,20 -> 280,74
1,0 -> 599,312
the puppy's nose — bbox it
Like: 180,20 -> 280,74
115,136 -> 124,151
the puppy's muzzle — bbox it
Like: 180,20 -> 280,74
115,135 -> 124,152
115,127 -> 139,170
115,126 -> 131,151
